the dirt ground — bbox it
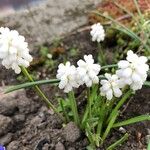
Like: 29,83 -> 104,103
0,29 -> 150,150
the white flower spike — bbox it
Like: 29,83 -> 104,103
90,23 -> 105,42
0,27 -> 33,74
56,62 -> 79,93
100,73 -> 122,100
77,54 -> 101,87
116,50 -> 149,91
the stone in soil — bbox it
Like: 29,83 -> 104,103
7,140 -> 20,150
55,142 -> 65,150
0,115 -> 13,136
63,122 -> 81,143
0,133 -> 12,145
0,88 -> 39,115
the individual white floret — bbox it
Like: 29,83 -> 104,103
100,73 -> 122,100
0,27 -> 32,74
56,62 -> 79,93
90,23 -> 105,42
116,50 -> 149,91
77,54 -> 101,87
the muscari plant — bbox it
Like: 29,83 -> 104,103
0,22 -> 150,150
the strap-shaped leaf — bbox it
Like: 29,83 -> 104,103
113,115 -> 150,128
5,79 -> 60,93
107,133 -> 129,150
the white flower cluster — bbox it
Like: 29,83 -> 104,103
0,27 -> 32,74
90,23 -> 105,42
77,55 -> 101,87
100,50 -> 149,100
56,55 -> 101,93
116,50 -> 149,91
56,62 -> 79,93
100,73 -> 122,100
57,51 -> 149,96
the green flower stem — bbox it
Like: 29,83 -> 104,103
101,64 -> 118,70
68,91 -> 80,126
98,43 -> 106,65
60,99 -> 69,123
96,101 -> 106,143
106,133 -> 129,150
81,103 -> 89,128
21,66 -> 64,121
107,89 -> 133,124
87,88 -> 92,120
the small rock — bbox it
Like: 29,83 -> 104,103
13,114 -> 25,123
7,140 -> 20,150
0,88 -> 39,115
42,144 -> 49,150
30,116 -> 43,127
0,133 -> 12,145
63,122 -> 80,143
42,143 -> 50,150
55,142 -> 65,150
0,87 -> 18,116
0,115 -> 13,136
145,135 -> 150,144
17,90 -> 39,114
119,127 -> 126,134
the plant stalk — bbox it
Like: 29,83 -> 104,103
21,66 -> 64,121
98,43 -> 106,65
68,91 -> 80,126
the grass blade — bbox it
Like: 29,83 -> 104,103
113,1 -> 136,21
5,79 -> 60,93
107,90 -> 133,123
107,133 -> 129,150
133,0 -> 144,23
113,115 -> 150,128
102,110 -> 119,141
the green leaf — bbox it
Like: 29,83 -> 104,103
112,26 -> 141,42
107,90 -> 133,123
113,115 -> 150,128
107,133 -> 129,150
5,79 -> 60,93
144,81 -> 150,87
102,110 -> 119,141
133,0 -> 144,24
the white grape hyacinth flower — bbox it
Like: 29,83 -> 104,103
90,23 -> 105,42
0,27 -> 33,74
116,50 -> 149,91
100,73 -> 122,100
77,54 -> 101,87
56,62 -> 79,93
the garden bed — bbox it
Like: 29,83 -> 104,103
0,29 -> 149,150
